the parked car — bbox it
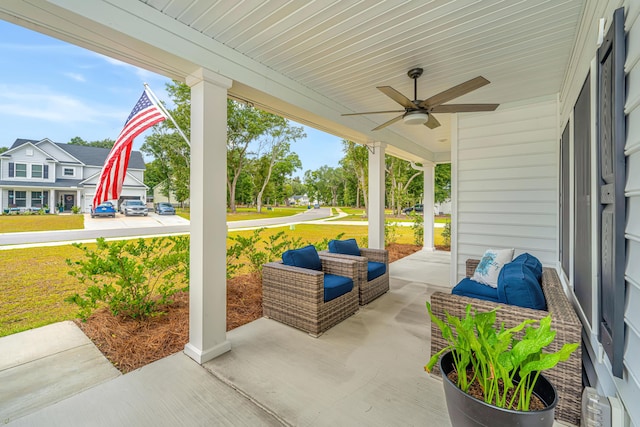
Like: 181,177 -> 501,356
91,203 -> 116,218
120,199 -> 148,216
313,203 -> 320,209
154,202 -> 176,215
402,204 -> 424,214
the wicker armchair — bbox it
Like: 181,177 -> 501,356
262,256 -> 359,337
429,259 -> 583,426
319,248 -> 389,305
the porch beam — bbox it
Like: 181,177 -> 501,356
184,68 -> 232,364
368,142 -> 386,249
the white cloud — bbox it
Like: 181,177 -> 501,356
0,84 -> 123,123
63,72 -> 86,82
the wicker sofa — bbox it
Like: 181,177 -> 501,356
319,247 -> 389,305
262,255 -> 360,337
429,259 -> 583,426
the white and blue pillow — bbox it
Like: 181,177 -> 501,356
471,248 -> 514,287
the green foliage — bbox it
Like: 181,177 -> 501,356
71,205 -> 81,214
425,303 -> 578,411
384,220 -> 399,245
64,236 -> 190,320
441,220 -> 451,247
68,136 -> 115,149
410,212 -> 424,245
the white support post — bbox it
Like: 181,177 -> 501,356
368,142 -> 386,249
423,163 -> 435,251
184,68 -> 232,364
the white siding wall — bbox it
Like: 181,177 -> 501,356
454,98 -> 558,280
623,0 -> 640,424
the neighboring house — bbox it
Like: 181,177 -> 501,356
287,194 -> 309,206
0,138 -> 147,213
152,180 -> 189,206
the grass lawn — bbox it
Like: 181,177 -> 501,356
0,223 -> 447,337
176,206 -> 308,222
0,214 -> 84,233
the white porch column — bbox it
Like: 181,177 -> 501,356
184,68 -> 232,364
422,163 -> 435,251
368,142 -> 386,249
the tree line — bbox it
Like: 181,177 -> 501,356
2,80 -> 450,213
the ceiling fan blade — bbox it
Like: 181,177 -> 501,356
377,86 -> 415,109
430,103 -> 499,113
372,115 -> 403,131
342,110 -> 405,116
425,114 -> 441,129
419,76 -> 490,109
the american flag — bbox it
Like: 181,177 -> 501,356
93,90 -> 167,208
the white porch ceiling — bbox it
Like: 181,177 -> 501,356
0,0 -> 587,163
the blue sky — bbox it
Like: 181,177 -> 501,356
0,20 -> 343,177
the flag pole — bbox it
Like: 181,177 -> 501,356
144,83 -> 191,147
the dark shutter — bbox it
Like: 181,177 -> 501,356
560,123 -> 570,275
43,165 -> 49,179
597,7 -> 626,378
8,162 -> 14,177
574,73 -> 592,326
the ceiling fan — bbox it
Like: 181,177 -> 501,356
342,68 -> 499,131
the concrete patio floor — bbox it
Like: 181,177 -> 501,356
3,250 -> 455,426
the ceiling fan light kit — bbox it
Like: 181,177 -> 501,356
403,111 -> 429,125
343,67 -> 499,131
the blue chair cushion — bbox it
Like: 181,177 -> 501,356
511,253 -> 543,282
367,261 -> 386,281
324,274 -> 354,302
497,262 -> 546,310
452,278 -> 499,303
282,245 -> 322,271
328,238 -> 361,256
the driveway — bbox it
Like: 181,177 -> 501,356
84,213 -> 189,230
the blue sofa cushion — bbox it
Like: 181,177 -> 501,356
497,262 -> 546,310
452,278 -> 499,303
367,261 -> 386,281
328,238 -> 361,256
282,245 -> 322,271
324,274 -> 354,302
511,253 -> 543,282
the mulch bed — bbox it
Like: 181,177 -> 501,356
76,243 -> 426,373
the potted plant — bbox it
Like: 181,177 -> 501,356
425,303 -> 578,427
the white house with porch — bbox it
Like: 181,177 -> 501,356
1,1 -> 639,425
0,138 -> 147,213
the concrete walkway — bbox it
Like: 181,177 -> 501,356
1,251 -> 454,426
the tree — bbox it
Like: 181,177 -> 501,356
226,100 -> 284,213
68,136 -> 115,149
0,146 -> 8,155
435,163 -> 451,204
385,156 -> 422,215
252,123 -> 304,212
341,140 -> 369,211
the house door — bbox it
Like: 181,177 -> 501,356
63,194 -> 75,211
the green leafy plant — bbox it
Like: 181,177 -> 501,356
441,220 -> 451,247
410,211 -> 424,246
384,220 -> 399,245
65,236 -> 189,320
425,303 -> 578,411
71,205 -> 81,214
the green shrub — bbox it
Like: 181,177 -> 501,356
384,220 -> 399,245
71,206 -> 81,214
65,236 -> 189,320
410,212 -> 424,246
441,221 -> 451,247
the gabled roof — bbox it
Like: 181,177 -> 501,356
9,138 -> 146,169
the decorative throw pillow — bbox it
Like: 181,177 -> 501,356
471,248 -> 514,287
282,245 -> 322,271
328,238 -> 361,256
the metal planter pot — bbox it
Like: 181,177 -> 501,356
440,351 -> 558,427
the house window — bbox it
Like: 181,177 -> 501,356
63,168 -> 75,177
15,163 -> 27,178
31,191 -> 43,207
14,191 -> 26,207
8,190 -> 13,205
32,164 -> 43,178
